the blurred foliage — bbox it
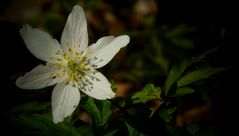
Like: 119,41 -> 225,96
1,0 -> 230,136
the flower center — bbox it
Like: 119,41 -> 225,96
66,57 -> 91,82
66,57 -> 101,92
50,47 -> 101,91
67,60 -> 84,73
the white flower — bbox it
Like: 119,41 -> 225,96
16,5 -> 130,123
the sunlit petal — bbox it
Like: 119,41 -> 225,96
52,81 -> 80,123
61,5 -> 88,53
80,71 -> 115,100
16,64 -> 65,89
87,35 -> 130,68
20,24 -> 63,62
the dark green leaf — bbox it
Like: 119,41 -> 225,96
171,38 -> 194,49
197,126 -> 219,136
77,125 -> 94,136
80,96 -> 101,126
7,101 -> 50,114
174,87 -> 195,97
15,114 -> 83,136
166,125 -> 189,136
80,96 -> 113,127
132,84 -> 161,104
125,122 -> 145,136
186,124 -> 199,136
164,48 -> 218,95
177,67 -> 225,87
104,130 -> 118,136
158,107 -> 177,122
165,60 -> 190,95
98,100 -> 113,125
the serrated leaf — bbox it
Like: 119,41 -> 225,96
174,87 -> 195,97
125,122 -> 145,136
164,48 -> 218,96
177,67 -> 225,87
158,107 -> 177,122
132,84 -> 161,104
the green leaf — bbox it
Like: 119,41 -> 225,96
158,107 -> 177,122
165,60 -> 189,95
166,125 -> 188,136
109,80 -> 117,93
186,124 -> 199,136
174,87 -> 195,97
197,126 -> 219,136
125,122 -> 145,136
80,96 -> 113,127
78,125 -> 94,136
132,84 -> 161,104
164,48 -> 218,95
98,100 -> 113,125
104,130 -> 118,136
80,96 -> 101,126
171,38 -> 194,49
177,67 -> 226,87
15,114 -> 83,136
7,101 -> 50,114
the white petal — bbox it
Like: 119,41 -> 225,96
86,35 -> 130,68
16,64 -> 65,89
80,71 -> 115,100
52,82 -> 80,123
20,24 -> 62,62
61,5 -> 88,52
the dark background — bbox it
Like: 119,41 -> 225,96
0,0 -> 233,135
